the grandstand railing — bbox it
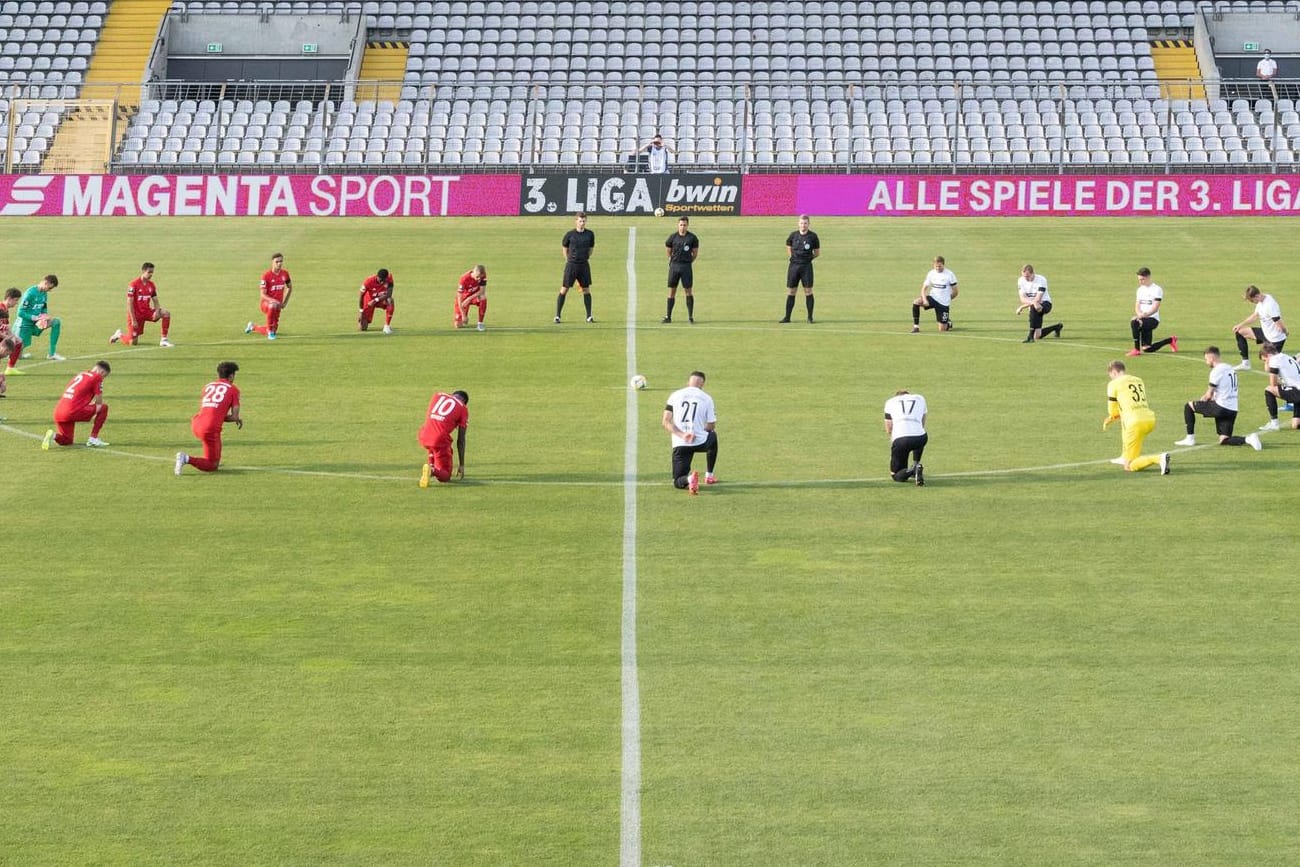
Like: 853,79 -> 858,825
5,76 -> 1300,175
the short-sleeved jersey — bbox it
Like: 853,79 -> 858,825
1266,352 -> 1300,388
128,277 -> 158,316
361,273 -> 394,302
786,230 -> 820,264
883,392 -> 928,440
1208,361 -> 1239,411
260,267 -> 292,303
1136,282 -> 1163,320
192,378 -> 240,434
54,369 -> 103,419
18,285 -> 48,324
924,268 -> 958,305
1254,293 -> 1287,344
562,229 -> 596,263
665,385 -> 717,448
644,144 -> 669,173
457,270 -> 486,296
419,392 -> 469,448
1107,374 -> 1155,425
666,231 -> 699,264
1017,273 -> 1051,305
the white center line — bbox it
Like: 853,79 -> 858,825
621,227 -> 642,867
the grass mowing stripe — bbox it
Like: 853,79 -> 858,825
621,226 -> 643,867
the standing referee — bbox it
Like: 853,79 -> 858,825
663,216 -> 700,323
556,212 -> 596,323
781,214 -> 820,323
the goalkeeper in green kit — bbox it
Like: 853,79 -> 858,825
15,275 -> 65,364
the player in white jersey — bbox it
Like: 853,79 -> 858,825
1175,346 -> 1262,449
1232,285 -> 1288,370
883,389 -> 929,485
1127,267 -> 1177,356
1258,342 -> 1300,430
1015,264 -> 1064,343
663,370 -> 718,494
910,255 -> 958,332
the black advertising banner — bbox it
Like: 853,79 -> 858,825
520,173 -> 742,216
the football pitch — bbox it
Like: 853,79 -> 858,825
2,215 -> 1298,865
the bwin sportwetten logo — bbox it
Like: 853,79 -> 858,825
0,175 -> 55,216
661,176 -> 739,214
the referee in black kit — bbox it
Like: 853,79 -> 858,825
781,214 -> 821,323
556,211 -> 596,323
662,216 -> 700,323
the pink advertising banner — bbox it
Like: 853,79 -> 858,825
0,173 -> 522,217
742,173 -> 1300,217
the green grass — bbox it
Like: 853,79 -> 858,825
1,217 -> 1298,865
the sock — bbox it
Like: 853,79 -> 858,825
583,293 -> 592,318
1146,338 -> 1172,352
476,300 -> 485,323
91,404 -> 109,437
47,318 -> 61,354
1222,435 -> 1246,446
912,303 -> 922,325
556,293 -> 567,317
161,314 -> 171,337
805,294 -> 815,318
7,338 -> 21,367
1266,391 -> 1279,418
1045,324 -> 1061,337
685,295 -> 694,318
1027,330 -> 1036,340
784,295 -> 796,319
385,306 -> 394,324
1183,404 -> 1196,434
666,296 -> 675,319
1236,332 -> 1250,360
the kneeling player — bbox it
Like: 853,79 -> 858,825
1260,342 -> 1300,431
911,256 -> 958,333
175,361 -> 242,474
44,361 -> 111,449
358,268 -> 395,333
1103,360 -> 1167,473
1,288 -> 23,382
418,389 -> 469,485
884,389 -> 928,485
111,262 -> 172,347
455,265 -> 488,330
1175,346 -> 1262,449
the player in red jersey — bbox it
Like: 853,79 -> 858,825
245,252 -> 292,340
110,262 -> 173,347
43,361 -> 111,449
358,268 -> 395,334
175,361 -> 242,474
454,265 -> 488,331
1,287 -> 22,390
417,389 -> 469,486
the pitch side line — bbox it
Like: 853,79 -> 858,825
620,227 -> 643,867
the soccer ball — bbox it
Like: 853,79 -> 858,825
653,207 -> 665,217
630,374 -> 648,390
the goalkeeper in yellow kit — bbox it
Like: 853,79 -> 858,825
1104,360 -> 1170,474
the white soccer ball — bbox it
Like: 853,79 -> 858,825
630,374 -> 648,390
653,207 -> 665,217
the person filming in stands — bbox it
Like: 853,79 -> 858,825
455,265 -> 488,331
662,217 -> 700,323
631,133 -> 673,173
1127,267 -> 1177,355
1231,284 -> 1286,370
780,214 -> 821,323
1256,48 -> 1278,107
357,268 -> 395,334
